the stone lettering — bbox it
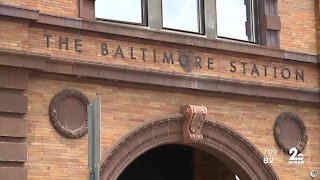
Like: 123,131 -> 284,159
42,36 -> 307,82
130,46 -> 136,60
208,58 -> 214,70
195,56 -> 202,68
251,64 -> 259,76
75,39 -> 82,52
281,68 -> 291,79
140,48 -> 147,61
241,62 -> 247,74
44,33 -> 51,48
163,51 -> 174,64
262,65 -> 268,77
296,70 -> 304,81
230,61 -> 236,73
101,43 -> 108,55
114,45 -> 124,58
59,36 -> 68,50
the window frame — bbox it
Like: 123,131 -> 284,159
95,0 -> 148,26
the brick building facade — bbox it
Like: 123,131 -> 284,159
0,0 -> 319,179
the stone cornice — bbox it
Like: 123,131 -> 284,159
0,3 -> 318,64
0,48 -> 319,105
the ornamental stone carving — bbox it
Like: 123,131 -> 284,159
48,89 -> 90,139
273,112 -> 308,154
181,105 -> 207,143
99,115 -> 279,180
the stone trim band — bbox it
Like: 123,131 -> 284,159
0,49 -> 319,105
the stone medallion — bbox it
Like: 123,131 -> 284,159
48,89 -> 90,139
273,112 -> 308,154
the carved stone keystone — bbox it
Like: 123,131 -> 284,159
181,105 -> 207,143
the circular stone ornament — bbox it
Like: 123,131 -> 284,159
273,112 -> 308,154
48,89 -> 90,139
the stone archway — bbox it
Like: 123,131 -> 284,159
100,114 -> 279,180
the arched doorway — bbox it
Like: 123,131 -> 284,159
100,114 -> 279,180
118,144 -> 238,180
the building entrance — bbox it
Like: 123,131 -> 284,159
100,115 -> 278,180
118,144 -> 237,180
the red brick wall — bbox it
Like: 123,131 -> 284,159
279,0 -> 317,54
0,0 -> 78,17
25,76 -> 320,180
0,1 -> 318,179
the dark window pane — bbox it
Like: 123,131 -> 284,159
162,0 -> 199,33
95,0 -> 142,23
216,0 -> 252,41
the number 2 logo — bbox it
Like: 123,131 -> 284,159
289,147 -> 304,161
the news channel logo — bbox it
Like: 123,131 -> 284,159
288,147 -> 304,164
262,147 -> 304,165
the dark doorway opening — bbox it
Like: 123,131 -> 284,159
118,144 -> 237,180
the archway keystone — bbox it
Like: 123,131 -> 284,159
181,105 -> 207,143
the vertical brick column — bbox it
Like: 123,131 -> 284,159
0,67 -> 30,180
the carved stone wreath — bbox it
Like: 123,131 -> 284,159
48,89 -> 90,139
273,112 -> 308,154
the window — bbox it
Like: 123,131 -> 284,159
94,0 -> 260,43
162,0 -> 203,33
95,0 -> 146,24
216,0 -> 256,42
